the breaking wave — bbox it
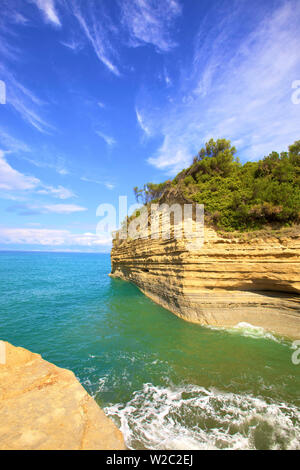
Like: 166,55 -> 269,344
208,322 -> 288,344
105,383 -> 300,450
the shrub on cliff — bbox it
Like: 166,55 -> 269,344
134,139 -> 300,231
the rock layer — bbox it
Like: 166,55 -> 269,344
0,342 -> 125,450
111,228 -> 300,338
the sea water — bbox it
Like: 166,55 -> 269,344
0,251 -> 299,449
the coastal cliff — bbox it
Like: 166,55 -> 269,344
110,227 -> 300,338
0,342 -> 125,450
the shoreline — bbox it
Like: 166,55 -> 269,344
110,227 -> 300,340
110,273 -> 300,340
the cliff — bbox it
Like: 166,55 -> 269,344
0,341 -> 125,450
111,227 -> 300,338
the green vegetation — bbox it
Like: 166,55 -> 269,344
134,138 -> 300,231
133,182 -> 171,204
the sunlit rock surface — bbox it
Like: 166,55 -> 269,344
0,342 -> 125,450
111,227 -> 300,338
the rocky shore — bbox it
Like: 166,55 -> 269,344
0,342 -> 125,450
111,227 -> 300,338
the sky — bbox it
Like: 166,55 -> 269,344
0,0 -> 300,252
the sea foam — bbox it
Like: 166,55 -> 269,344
105,383 -> 300,450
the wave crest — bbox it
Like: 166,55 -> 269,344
105,383 -> 300,450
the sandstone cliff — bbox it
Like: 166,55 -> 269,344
0,341 -> 125,450
111,228 -> 300,338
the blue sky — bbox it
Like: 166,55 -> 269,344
0,0 -> 300,252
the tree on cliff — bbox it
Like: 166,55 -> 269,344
133,138 -> 300,231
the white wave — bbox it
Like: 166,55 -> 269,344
207,322 -> 287,344
230,322 -> 282,342
105,383 -> 300,450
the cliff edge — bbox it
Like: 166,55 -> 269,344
0,341 -> 125,450
111,227 -> 300,338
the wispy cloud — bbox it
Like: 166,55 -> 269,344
7,203 -> 87,215
0,227 -> 110,247
0,63 -> 52,133
58,0 -> 181,75
70,0 -> 120,76
120,0 -> 181,52
96,130 -> 116,146
80,176 -> 102,185
37,185 -> 75,199
0,150 -> 74,199
0,131 -> 70,176
19,153 -> 69,176
60,39 -> 82,52
0,5 -> 53,134
136,108 -> 152,136
42,203 -> 87,214
30,0 -> 61,26
0,150 -> 39,191
104,182 -> 115,190
0,129 -> 30,153
144,0 -> 300,173
80,176 -> 115,190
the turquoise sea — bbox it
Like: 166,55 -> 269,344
0,251 -> 299,449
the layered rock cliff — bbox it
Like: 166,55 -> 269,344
111,227 -> 300,338
0,342 -> 125,450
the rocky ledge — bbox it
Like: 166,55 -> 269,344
111,227 -> 300,338
0,341 -> 125,450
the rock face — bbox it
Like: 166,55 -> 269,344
0,342 -> 125,450
111,228 -> 300,338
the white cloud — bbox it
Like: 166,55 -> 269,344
37,185 -> 75,199
0,150 -> 40,190
0,227 -> 110,247
60,0 -> 181,76
0,150 -> 75,200
19,152 -> 69,176
104,182 -> 115,190
136,108 -> 152,136
121,0 -> 181,52
60,39 -> 82,52
0,129 -> 30,153
7,203 -> 87,215
80,176 -> 102,185
145,0 -> 300,173
31,0 -> 61,26
0,8 -> 51,133
43,204 -> 87,214
80,177 -> 115,189
0,63 -> 52,133
96,130 -> 116,146
70,1 -> 120,76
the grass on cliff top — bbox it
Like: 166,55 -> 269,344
133,138 -> 300,233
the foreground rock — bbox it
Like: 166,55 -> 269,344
111,227 -> 300,338
0,342 -> 125,450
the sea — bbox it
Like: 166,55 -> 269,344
0,251 -> 299,450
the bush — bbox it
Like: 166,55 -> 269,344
133,139 -> 300,231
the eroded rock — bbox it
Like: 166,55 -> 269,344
0,342 -> 125,450
111,228 -> 300,338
